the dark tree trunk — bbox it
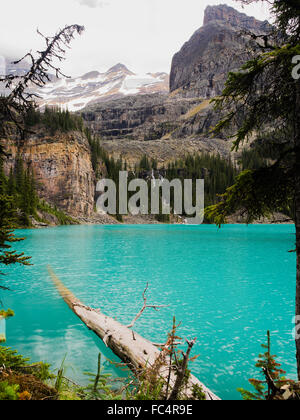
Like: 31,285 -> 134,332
295,82 -> 300,380
296,195 -> 300,380
296,226 -> 300,380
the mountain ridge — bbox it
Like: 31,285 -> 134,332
169,4 -> 271,97
0,56 -> 169,111
37,63 -> 169,111
82,4 -> 272,169
203,3 -> 270,31
0,4 -> 275,224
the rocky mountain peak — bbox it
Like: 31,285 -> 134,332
107,63 -> 134,75
81,71 -> 101,80
34,63 -> 169,111
170,4 -> 271,98
203,4 -> 269,33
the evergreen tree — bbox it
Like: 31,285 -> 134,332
25,106 -> 85,135
0,158 -> 32,288
0,159 -> 6,195
7,168 -> 16,197
0,158 -> 40,227
0,25 -> 84,288
163,153 -> 238,211
139,155 -> 151,171
206,0 -> 300,377
238,331 -> 289,400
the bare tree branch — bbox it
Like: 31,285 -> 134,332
0,24 -> 84,140
126,283 -> 169,329
168,338 -> 197,400
262,367 -> 283,397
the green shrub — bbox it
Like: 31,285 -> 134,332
0,347 -> 53,381
37,201 -> 78,226
0,381 -> 19,400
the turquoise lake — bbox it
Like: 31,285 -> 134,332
0,224 -> 297,400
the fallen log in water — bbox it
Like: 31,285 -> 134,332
48,266 -> 220,401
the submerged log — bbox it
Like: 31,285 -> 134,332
48,266 -> 220,401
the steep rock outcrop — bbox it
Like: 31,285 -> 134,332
82,93 -> 202,141
170,4 -> 270,98
203,4 -> 270,31
3,130 -> 95,218
82,94 -> 235,167
81,4 -> 271,168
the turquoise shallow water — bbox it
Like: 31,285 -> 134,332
0,224 -> 297,400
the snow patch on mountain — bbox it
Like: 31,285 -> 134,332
37,64 -> 169,111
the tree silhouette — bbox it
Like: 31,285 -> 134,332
0,24 -> 84,288
0,24 -> 84,141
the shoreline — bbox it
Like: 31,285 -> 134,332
29,211 -> 293,229
23,219 -> 294,230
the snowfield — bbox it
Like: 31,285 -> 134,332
37,64 -> 169,111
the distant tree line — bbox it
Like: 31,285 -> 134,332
87,128 -> 269,222
11,107 -> 273,224
25,107 -> 84,134
0,157 -> 37,226
86,128 -> 125,222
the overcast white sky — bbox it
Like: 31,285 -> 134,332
1,0 -> 271,77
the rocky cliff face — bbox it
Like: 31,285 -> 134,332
170,4 -> 270,98
80,5 -> 271,168
0,4 -> 269,214
3,129 -> 96,218
82,93 -> 234,167
203,4 -> 270,31
82,93 -> 201,141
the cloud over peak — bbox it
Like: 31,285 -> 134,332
77,0 -> 108,8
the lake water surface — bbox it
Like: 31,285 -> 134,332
0,224 -> 297,400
